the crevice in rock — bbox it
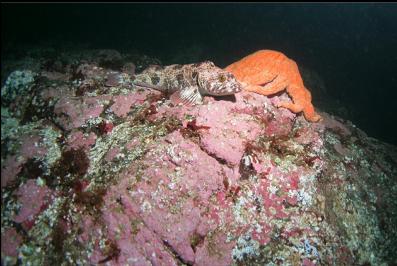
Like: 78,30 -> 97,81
190,231 -> 206,253
196,142 -> 234,168
178,124 -> 234,168
162,239 -> 193,266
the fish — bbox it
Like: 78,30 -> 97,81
132,61 -> 242,105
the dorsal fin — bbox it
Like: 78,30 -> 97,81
133,80 -> 166,92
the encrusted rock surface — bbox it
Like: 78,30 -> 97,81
1,49 -> 396,265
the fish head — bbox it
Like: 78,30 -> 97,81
196,61 -> 243,96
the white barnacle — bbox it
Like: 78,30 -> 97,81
267,184 -> 279,195
232,234 -> 260,261
167,144 -> 182,164
168,182 -> 176,190
243,154 -> 252,167
297,189 -> 313,207
140,200 -> 152,213
288,189 -> 297,198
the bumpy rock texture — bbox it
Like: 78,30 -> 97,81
1,49 -> 397,265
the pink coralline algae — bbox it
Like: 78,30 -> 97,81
54,95 -> 111,130
1,134 -> 47,188
1,155 -> 24,188
77,130 -> 236,265
110,91 -> 160,118
12,179 -> 54,230
66,131 -> 97,151
1,228 -> 23,257
105,147 -> 121,162
195,96 -> 265,167
1,50 -> 396,265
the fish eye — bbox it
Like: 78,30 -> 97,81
218,75 -> 226,83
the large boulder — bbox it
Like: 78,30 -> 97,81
1,50 -> 396,265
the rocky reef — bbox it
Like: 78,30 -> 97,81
1,48 -> 396,265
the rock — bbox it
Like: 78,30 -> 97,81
53,95 -> 111,130
66,131 -> 97,151
1,48 -> 396,266
1,70 -> 37,104
12,179 -> 54,231
96,49 -> 123,70
110,91 -> 160,118
122,62 -> 136,76
1,227 -> 23,259
1,134 -> 48,188
1,155 -> 24,188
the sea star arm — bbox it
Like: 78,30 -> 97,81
302,105 -> 322,122
278,101 -> 322,122
277,101 -> 304,113
245,75 -> 288,96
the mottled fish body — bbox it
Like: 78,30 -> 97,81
132,61 -> 242,104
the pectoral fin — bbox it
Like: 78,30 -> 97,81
169,86 -> 203,105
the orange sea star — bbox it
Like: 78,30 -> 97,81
225,50 -> 321,122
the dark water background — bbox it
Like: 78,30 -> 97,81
2,3 -> 397,145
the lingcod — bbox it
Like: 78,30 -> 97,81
132,61 -> 242,105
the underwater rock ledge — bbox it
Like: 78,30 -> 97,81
1,49 -> 396,265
